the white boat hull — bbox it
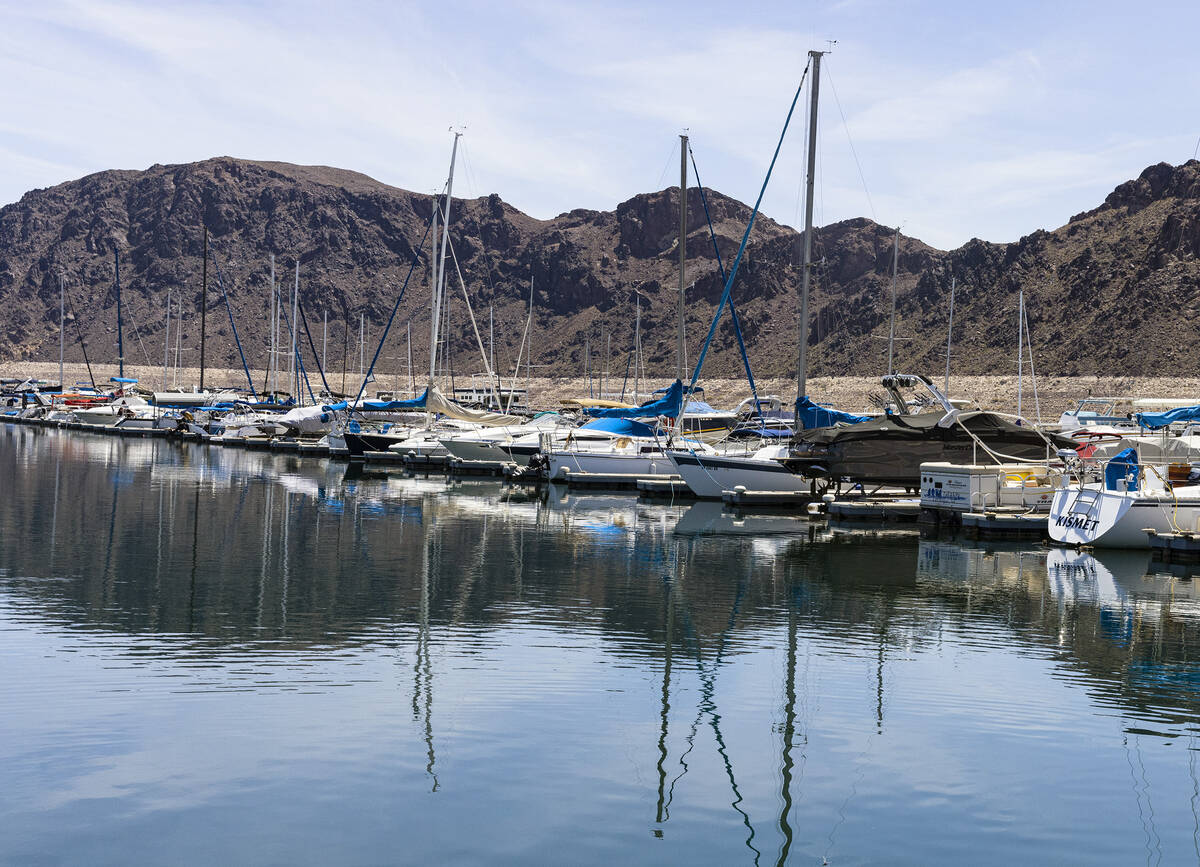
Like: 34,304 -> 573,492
1048,483 -> 1200,549
667,450 -> 806,499
547,449 -> 675,478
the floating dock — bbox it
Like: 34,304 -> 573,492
960,510 -> 1048,540
828,498 -> 922,522
1146,529 -> 1200,562
637,477 -> 694,499
562,471 -> 680,491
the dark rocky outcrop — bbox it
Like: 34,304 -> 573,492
2,157 -> 1199,380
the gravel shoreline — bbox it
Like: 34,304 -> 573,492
5,361 -> 1197,420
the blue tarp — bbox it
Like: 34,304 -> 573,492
585,380 -> 683,419
110,377 -> 138,384
1135,404 -> 1200,430
795,396 -> 871,430
578,417 -> 657,438
363,387 -> 428,411
1105,447 -> 1139,491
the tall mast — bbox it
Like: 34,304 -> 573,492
58,274 -> 64,390
886,226 -> 900,375
359,313 -> 365,378
407,321 -> 413,392
1017,288 -> 1024,418
162,287 -> 171,391
292,261 -> 300,405
634,292 -> 641,404
270,254 -> 277,395
115,249 -> 124,378
794,50 -> 823,423
944,276 -> 956,396
199,227 -> 208,392
429,132 -> 462,391
322,309 -> 328,376
677,133 -> 688,383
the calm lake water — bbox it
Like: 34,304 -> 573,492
3,424 -> 1200,865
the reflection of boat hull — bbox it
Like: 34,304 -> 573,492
1049,483 -> 1200,549
667,450 -> 805,499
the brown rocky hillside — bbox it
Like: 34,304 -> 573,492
1,157 -> 1197,385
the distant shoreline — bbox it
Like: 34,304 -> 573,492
4,360 -> 1193,420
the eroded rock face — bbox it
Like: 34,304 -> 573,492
1,157 -> 1199,380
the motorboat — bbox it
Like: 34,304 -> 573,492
786,374 -> 1073,487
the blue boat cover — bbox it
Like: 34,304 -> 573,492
363,387 -> 428,411
323,401 -> 349,412
110,377 -> 139,384
585,380 -> 683,419
1105,447 -> 1139,491
578,417 -> 657,438
1134,404 -> 1200,430
795,396 -> 871,430
733,426 -> 793,438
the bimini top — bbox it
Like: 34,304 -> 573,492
577,417 -> 657,438
1134,404 -> 1200,430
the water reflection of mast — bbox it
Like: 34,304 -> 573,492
670,542 -> 762,862
414,518 -> 439,791
655,554 -> 676,824
775,584 -> 798,867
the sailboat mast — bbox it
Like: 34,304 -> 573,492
322,309 -> 328,376
162,287 -> 171,391
115,249 -> 124,378
58,274 -> 64,390
886,226 -> 899,375
794,49 -> 823,424
634,292 -> 641,404
199,227 -> 208,392
677,134 -> 688,383
292,261 -> 300,405
270,254 -> 278,396
1017,288 -> 1024,418
429,133 -> 462,391
944,276 -> 956,396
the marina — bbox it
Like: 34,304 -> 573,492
3,2 -> 1199,861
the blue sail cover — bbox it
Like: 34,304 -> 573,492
584,380 -> 683,419
796,396 -> 871,430
1135,404 -> 1200,430
578,417 -> 657,437
1105,447 -> 1139,491
363,387 -> 428,411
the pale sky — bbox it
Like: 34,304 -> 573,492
2,0 -> 1196,250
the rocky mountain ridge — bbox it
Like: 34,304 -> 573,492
1,156 -> 1198,384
